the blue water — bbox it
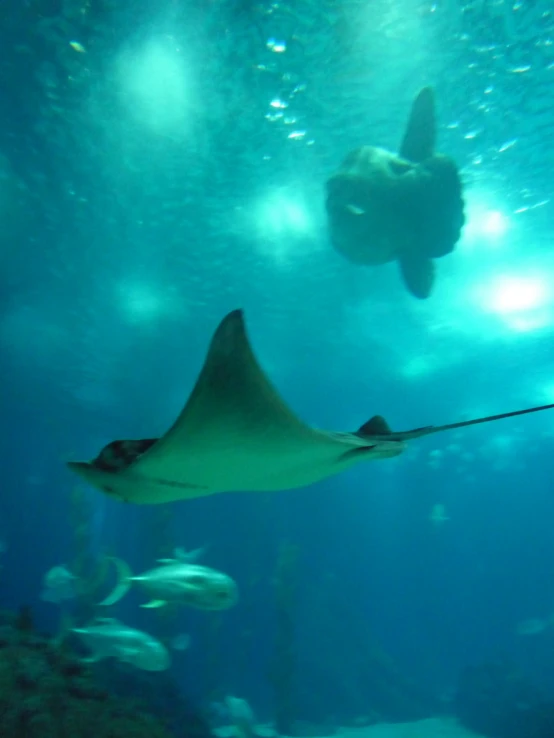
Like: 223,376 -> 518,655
1,0 -> 554,731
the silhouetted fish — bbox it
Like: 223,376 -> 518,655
326,87 -> 465,298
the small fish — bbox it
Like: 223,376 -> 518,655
69,41 -> 86,53
429,503 -> 450,525
224,696 -> 256,738
516,618 -> 549,636
72,617 -> 170,671
41,565 -> 77,604
99,553 -> 238,610
171,633 -> 191,651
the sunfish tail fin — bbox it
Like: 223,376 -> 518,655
399,86 -> 435,162
388,402 -> 554,442
98,557 -> 133,607
398,252 -> 435,299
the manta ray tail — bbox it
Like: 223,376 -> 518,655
399,87 -> 435,162
384,402 -> 554,442
98,557 -> 133,607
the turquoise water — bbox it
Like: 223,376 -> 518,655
1,1 -> 554,736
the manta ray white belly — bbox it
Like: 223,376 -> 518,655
69,429 -> 404,505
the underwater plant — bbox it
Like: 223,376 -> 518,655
268,541 -> 300,735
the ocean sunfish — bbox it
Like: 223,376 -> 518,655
326,87 -> 465,299
67,310 -> 554,505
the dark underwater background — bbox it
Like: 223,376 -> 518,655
1,1 -> 554,737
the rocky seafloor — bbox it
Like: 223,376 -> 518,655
0,607 -> 211,738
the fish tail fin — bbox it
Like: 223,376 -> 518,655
98,557 -> 133,607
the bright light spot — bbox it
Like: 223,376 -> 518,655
118,284 -> 160,322
472,273 -> 553,333
400,356 -> 435,379
481,210 -> 508,237
462,194 -> 510,246
250,189 -> 316,264
258,191 -> 312,238
115,281 -> 186,324
486,434 -> 515,454
288,130 -> 306,140
539,382 -> 554,403
116,39 -> 193,133
267,38 -> 286,52
505,314 -> 550,333
487,276 -> 547,314
265,112 -> 284,123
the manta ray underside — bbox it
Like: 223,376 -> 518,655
67,310 -> 554,505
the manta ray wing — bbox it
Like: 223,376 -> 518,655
68,311 -> 396,504
67,311 -> 554,505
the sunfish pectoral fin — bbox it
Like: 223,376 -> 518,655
141,600 -> 167,609
98,557 -> 133,607
398,252 -> 435,299
399,87 -> 435,162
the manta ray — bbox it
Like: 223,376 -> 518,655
325,86 -> 465,299
68,310 -> 554,505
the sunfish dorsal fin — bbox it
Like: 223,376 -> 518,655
399,87 -> 435,162
357,415 -> 392,437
